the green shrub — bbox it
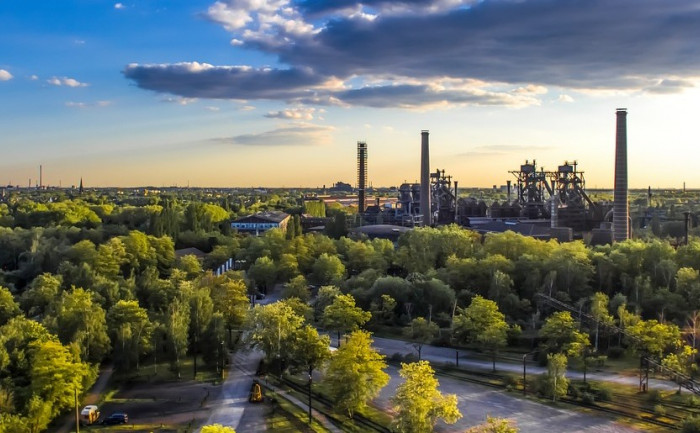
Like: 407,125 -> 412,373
503,375 -> 518,388
595,385 -> 612,402
581,392 -> 595,405
681,415 -> 700,433
647,389 -> 663,403
654,404 -> 667,417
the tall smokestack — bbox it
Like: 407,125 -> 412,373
420,130 -> 431,226
357,141 -> 367,212
613,108 -> 629,242
39,165 -> 42,189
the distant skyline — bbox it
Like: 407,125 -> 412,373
1,1 -> 699,189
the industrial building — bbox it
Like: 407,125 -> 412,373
356,109 -> 630,244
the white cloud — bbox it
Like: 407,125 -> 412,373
29,75 -> 38,80
558,94 -> 574,103
265,107 -> 315,120
0,69 -> 13,81
65,100 -> 112,108
205,106 -> 221,111
47,76 -> 88,87
213,122 -> 334,146
162,96 -> 198,105
114,3 -> 125,9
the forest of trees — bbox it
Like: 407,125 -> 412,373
2,189 -> 700,431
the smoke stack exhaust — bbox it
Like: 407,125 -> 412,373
420,130 -> 431,226
613,108 -> 629,242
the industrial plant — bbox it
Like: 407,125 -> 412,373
355,109 -> 632,244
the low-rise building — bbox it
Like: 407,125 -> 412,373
231,211 -> 290,235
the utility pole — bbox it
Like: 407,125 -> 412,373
74,387 -> 80,433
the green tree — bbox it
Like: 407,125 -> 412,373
245,302 -> 304,373
325,330 -> 389,418
626,319 -> 681,357
278,253 -> 300,282
247,256 -> 277,293
166,297 -> 190,378
391,361 -> 461,433
188,286 -> 213,378
322,294 -> 371,346
20,273 -> 62,318
539,311 -> 590,356
545,353 -> 568,402
177,254 -> 203,279
94,237 -> 127,279
290,325 -> 331,375
29,339 -> 95,420
466,416 -> 519,433
44,287 -> 110,363
282,275 -> 310,302
0,286 -> 20,326
107,300 -> 151,371
314,285 -> 340,320
403,317 -> 439,361
311,253 -> 345,285
662,345 -> 698,394
210,278 -> 249,345
370,294 -> 397,326
453,296 -> 510,371
590,292 -> 614,352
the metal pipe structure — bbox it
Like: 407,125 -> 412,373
420,130 -> 431,226
613,108 -> 629,241
550,181 -> 558,229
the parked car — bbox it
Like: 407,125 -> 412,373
79,405 -> 100,425
101,412 -> 128,425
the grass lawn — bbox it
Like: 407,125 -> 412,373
266,393 -> 332,433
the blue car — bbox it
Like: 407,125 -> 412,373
101,412 -> 128,425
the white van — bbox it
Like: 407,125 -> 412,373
80,405 -> 100,425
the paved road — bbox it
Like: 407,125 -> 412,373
201,349 -> 266,432
375,365 -> 643,433
370,336 -> 677,392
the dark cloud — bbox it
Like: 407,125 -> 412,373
281,0 -> 700,89
644,78 -> 695,94
123,63 -> 325,100
125,0 -> 700,105
297,0 -> 443,15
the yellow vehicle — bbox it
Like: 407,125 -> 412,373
248,382 -> 263,403
80,405 -> 100,425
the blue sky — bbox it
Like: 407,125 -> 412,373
1,0 -> 699,188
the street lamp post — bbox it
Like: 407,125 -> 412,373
308,371 -> 313,424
